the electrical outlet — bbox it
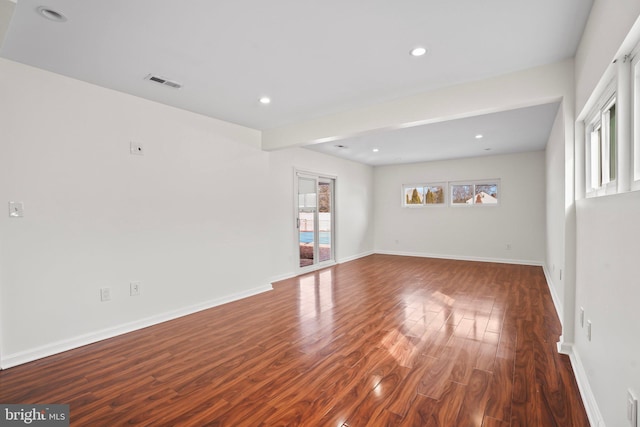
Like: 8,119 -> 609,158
628,390 -> 638,427
506,243 -> 512,250
100,287 -> 111,302
580,307 -> 585,327
587,320 -> 592,341
130,141 -> 144,155
130,281 -> 141,296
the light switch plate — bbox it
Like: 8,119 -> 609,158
130,281 -> 141,296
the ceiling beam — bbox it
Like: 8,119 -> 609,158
262,59 -> 573,151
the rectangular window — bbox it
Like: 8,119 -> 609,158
450,181 -> 499,206
451,184 -> 474,205
588,123 -> 602,190
602,100 -> 616,185
403,185 -> 424,205
402,183 -> 446,206
585,90 -> 617,196
475,183 -> 499,204
424,184 -> 446,204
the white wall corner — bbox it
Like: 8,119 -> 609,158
374,250 -> 543,267
542,265 -> 564,326
269,272 -> 297,284
337,250 -> 375,264
0,284 -> 273,370
560,344 -> 606,427
270,251 -> 375,286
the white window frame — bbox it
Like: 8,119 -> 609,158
402,183 -> 447,207
602,97 -> 617,188
585,82 -> 617,197
449,180 -> 500,207
587,119 -> 602,193
632,45 -> 640,190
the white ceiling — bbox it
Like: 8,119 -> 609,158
305,102 -> 561,166
1,0 -> 592,164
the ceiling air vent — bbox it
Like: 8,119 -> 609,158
144,74 -> 182,89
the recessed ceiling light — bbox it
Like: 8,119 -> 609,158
259,96 -> 271,105
475,134 -> 484,139
37,6 -> 67,22
372,148 -> 379,153
410,47 -> 427,57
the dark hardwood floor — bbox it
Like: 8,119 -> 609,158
0,255 -> 589,426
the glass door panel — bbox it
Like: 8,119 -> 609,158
298,176 -> 317,268
318,180 -> 332,263
296,172 -> 335,270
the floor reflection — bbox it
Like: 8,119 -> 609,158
380,328 -> 417,367
298,269 -> 334,338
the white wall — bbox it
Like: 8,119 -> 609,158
575,192 -> 640,427
0,57 -> 266,365
545,107 -> 566,316
0,58 -> 375,367
374,151 -> 546,264
571,2 -> 640,426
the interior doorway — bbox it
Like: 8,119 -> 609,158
296,171 -> 335,270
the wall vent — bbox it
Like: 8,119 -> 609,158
144,74 -> 182,89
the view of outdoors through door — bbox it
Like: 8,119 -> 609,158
318,181 -> 332,263
297,174 -> 333,268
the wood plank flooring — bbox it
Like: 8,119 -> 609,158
0,255 -> 589,426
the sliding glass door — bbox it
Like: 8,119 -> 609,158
296,172 -> 335,270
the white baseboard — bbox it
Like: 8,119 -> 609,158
541,264 -> 566,349
374,250 -> 543,266
542,265 -> 564,326
337,250 -> 375,264
1,284 -> 273,370
269,271 -> 297,284
535,266 -> 604,426
559,343 -> 606,427
269,251 -> 375,285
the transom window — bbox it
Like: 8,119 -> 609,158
450,181 -> 499,206
402,183 -> 446,206
586,93 -> 617,195
402,180 -> 499,207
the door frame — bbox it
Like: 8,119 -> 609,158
294,168 -> 337,274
